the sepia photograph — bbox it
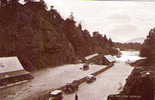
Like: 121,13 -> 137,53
0,0 -> 155,100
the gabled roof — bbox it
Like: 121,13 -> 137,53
0,70 -> 30,80
0,57 -> 24,74
104,55 -> 115,62
85,53 -> 99,60
50,90 -> 62,95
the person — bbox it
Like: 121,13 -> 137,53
75,93 -> 78,100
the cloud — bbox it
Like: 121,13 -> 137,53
45,0 -> 155,42
107,14 -> 131,24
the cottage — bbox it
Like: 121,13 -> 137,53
91,54 -> 116,65
0,57 -> 33,88
104,55 -> 116,63
101,55 -> 116,66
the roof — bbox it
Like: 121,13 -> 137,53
116,48 -> 120,51
0,70 -> 30,80
0,56 -> 24,74
50,90 -> 62,95
104,55 -> 115,62
85,53 -> 99,60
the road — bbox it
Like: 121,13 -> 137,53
0,64 -> 104,100
63,51 -> 143,100
63,62 -> 133,100
0,51 -> 142,100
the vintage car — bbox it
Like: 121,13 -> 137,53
108,63 -> 114,67
49,90 -> 63,100
117,54 -> 121,58
82,64 -> 89,70
86,75 -> 96,83
63,81 -> 79,94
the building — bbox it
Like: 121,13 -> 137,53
104,55 -> 116,64
89,54 -> 116,65
0,56 -> 33,88
96,55 -> 116,66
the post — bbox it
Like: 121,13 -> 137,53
75,93 -> 78,100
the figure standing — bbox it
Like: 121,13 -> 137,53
75,93 -> 78,100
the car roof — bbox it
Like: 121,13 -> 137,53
87,74 -> 94,77
50,90 -> 62,95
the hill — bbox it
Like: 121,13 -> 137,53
126,37 -> 145,44
139,27 -> 155,66
0,0 -> 118,71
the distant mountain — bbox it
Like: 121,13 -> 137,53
126,37 -> 145,44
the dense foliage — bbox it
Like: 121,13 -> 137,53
0,0 -> 118,71
140,28 -> 155,65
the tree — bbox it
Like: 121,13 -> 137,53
103,34 -> 108,42
64,13 -> 76,28
140,27 -> 155,65
50,6 -> 63,23
108,38 -> 113,47
0,0 -> 8,7
24,0 -> 34,3
38,0 -> 47,9
78,22 -> 82,30
9,0 -> 19,9
69,12 -> 74,21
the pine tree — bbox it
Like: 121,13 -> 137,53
108,38 -> 113,47
38,0 -> 46,9
78,22 -> 82,30
9,0 -> 19,9
103,35 -> 108,42
64,13 -> 76,28
69,12 -> 74,21
140,28 -> 155,65
0,0 -> 8,7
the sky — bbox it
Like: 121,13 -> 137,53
30,0 -> 155,42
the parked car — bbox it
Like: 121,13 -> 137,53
86,75 -> 96,83
63,81 -> 79,94
49,90 -> 63,100
116,54 -> 121,58
108,63 -> 114,67
83,64 -> 89,70
72,80 -> 80,87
